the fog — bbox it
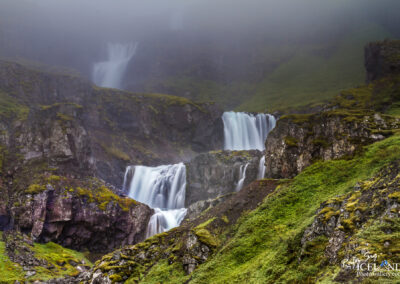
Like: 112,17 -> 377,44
0,0 -> 399,80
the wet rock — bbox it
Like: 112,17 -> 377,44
2,179 -> 153,253
265,113 -> 399,179
185,150 -> 263,207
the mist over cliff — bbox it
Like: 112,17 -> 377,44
0,0 -> 399,112
0,0 -> 398,73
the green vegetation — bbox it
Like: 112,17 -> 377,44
31,241 -> 92,281
40,102 -> 83,111
100,142 -> 130,162
0,232 -> 92,282
0,91 -> 29,121
75,183 -> 137,212
24,175 -> 137,212
184,134 -> 400,283
138,260 -> 189,284
284,136 -> 298,148
26,183 -> 46,194
238,23 -> 392,112
136,24 -> 391,113
0,232 -> 25,282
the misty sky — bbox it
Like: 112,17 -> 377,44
0,0 -> 398,76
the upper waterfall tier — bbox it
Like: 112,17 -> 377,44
222,112 -> 276,151
92,42 -> 138,89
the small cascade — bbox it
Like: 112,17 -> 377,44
222,112 -> 276,151
258,155 -> 266,179
235,163 -> 249,191
123,163 -> 187,238
146,208 -> 187,238
92,42 -> 138,89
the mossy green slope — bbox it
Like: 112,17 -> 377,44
172,134 -> 400,284
0,232 -> 92,282
140,23 -> 391,113
238,23 -> 392,112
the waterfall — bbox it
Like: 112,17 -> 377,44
123,163 -> 187,237
92,42 -> 138,89
146,208 -> 187,238
235,163 -> 249,191
222,112 -> 276,151
258,155 -> 266,179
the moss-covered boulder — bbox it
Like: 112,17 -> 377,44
1,175 -> 153,253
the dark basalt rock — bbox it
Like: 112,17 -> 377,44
365,40 -> 400,83
265,113 -> 399,179
185,150 -> 263,208
1,177 -> 153,253
300,160 -> 400,282
0,60 -> 224,189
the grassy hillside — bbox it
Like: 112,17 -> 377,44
0,231 -> 92,282
238,23 -> 392,112
185,134 -> 400,283
140,23 -> 392,113
136,132 -> 400,283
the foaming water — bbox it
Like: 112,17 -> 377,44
258,155 -> 266,179
146,208 -> 187,238
222,112 -> 276,151
235,163 -> 249,191
123,163 -> 187,237
92,42 -> 137,89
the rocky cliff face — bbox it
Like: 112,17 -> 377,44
79,39 -> 400,284
0,60 -> 224,188
87,179 -> 278,283
1,175 -> 152,253
301,160 -> 400,282
185,150 -> 263,207
0,59 -> 224,254
265,112 -> 399,179
265,75 -> 400,179
365,40 -> 400,83
265,40 -> 400,180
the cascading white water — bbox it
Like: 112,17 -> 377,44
222,112 -> 276,151
146,208 -> 187,238
258,155 -> 266,179
123,163 -> 187,238
92,42 -> 138,89
235,163 -> 249,191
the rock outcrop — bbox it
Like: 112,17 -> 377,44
87,179 -> 278,283
185,150 -> 263,207
1,230 -> 92,283
365,39 -> 400,83
265,102 -> 400,179
0,60 -> 224,188
301,160 -> 400,282
1,175 -> 153,253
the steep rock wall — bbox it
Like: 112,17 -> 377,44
185,150 -> 263,207
0,60 -> 223,187
265,112 -> 399,179
0,175 -> 153,253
